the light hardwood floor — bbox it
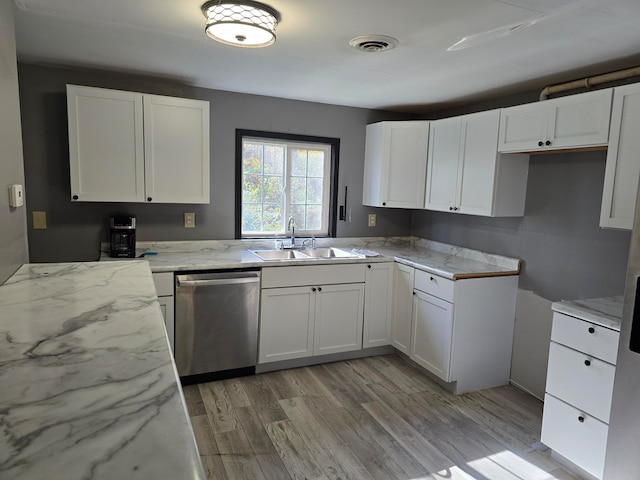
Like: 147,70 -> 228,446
183,354 -> 578,480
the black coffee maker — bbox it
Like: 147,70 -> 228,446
109,216 -> 136,258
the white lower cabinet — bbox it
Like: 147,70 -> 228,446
391,265 -> 518,393
541,311 -> 620,479
259,264 -> 369,364
411,290 -> 453,380
152,272 -> 175,353
363,263 -> 394,348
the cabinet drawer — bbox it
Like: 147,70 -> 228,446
541,394 -> 608,480
414,270 -> 454,301
262,264 -> 366,288
546,342 -> 615,423
551,312 -> 619,364
152,272 -> 174,296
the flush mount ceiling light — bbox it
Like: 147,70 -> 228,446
201,0 -> 280,48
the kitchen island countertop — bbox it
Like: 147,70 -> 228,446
0,261 -> 205,480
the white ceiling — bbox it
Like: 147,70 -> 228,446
12,0 -> 640,113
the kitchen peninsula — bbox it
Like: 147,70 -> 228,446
0,261 -> 205,480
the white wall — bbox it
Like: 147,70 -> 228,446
0,0 -> 28,283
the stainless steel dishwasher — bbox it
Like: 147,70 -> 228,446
175,269 -> 260,381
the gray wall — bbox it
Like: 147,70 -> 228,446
0,1 -> 28,283
18,63 -> 414,262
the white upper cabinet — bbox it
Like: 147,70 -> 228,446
363,121 -> 430,209
498,89 -> 612,153
600,83 -> 640,230
67,85 -> 210,204
425,110 -> 529,217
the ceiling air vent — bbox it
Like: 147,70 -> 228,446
349,35 -> 399,53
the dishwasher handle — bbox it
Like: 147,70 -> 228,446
176,273 -> 260,288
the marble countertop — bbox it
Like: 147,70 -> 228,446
0,261 -> 205,480
102,236 -> 521,280
552,296 -> 624,331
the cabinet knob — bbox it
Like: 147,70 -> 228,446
412,291 -> 416,295
318,287 -> 322,292
578,415 -> 585,423
538,141 -> 544,147
584,359 -> 591,367
382,202 -> 386,206
545,140 -> 551,146
449,207 -> 454,211
147,197 -> 152,202
453,207 -> 459,211
367,264 -> 372,269
430,276 -> 434,281
72,195 -> 79,200
588,327 -> 595,334
311,287 -> 317,292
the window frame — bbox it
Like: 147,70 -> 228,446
235,129 -> 339,239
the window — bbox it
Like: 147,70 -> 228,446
236,130 -> 339,238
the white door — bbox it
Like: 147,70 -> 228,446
314,283 -> 365,356
411,290 -> 453,381
391,263 -> 414,354
600,83 -> 640,230
363,263 -> 393,348
425,117 -> 461,212
384,122 -> 430,208
457,110 -> 500,216
259,287 -> 315,363
67,85 -> 145,202
143,94 -> 210,204
547,89 -> 612,150
498,102 -> 548,152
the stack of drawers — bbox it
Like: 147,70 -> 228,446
541,305 -> 621,480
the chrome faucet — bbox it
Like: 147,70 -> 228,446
287,216 -> 296,248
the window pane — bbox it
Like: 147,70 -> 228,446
307,150 -> 325,177
290,204 -> 306,228
306,205 -> 322,231
263,204 -> 282,232
291,149 -> 307,176
242,204 -> 262,233
290,177 -> 306,205
264,145 -> 284,175
263,176 -> 284,204
242,174 -> 262,203
306,177 -> 323,204
243,143 -> 263,174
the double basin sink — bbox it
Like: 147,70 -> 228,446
249,247 -> 364,261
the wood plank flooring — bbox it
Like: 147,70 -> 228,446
183,354 -> 579,480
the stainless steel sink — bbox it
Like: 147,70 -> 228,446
248,247 -> 363,261
297,247 -> 363,258
249,249 -> 310,260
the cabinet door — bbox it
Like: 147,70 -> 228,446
67,85 -> 145,202
314,283 -> 365,356
157,296 -> 175,354
143,94 -> 210,204
391,263 -> 414,354
547,89 -> 612,150
363,263 -> 393,348
498,102 -> 548,152
457,110 -> 500,216
425,117 -> 461,212
259,287 -> 315,363
411,290 -> 453,381
363,121 -> 429,208
600,83 -> 640,230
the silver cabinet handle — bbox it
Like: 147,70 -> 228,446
177,277 -> 259,287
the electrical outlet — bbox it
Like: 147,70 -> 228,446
33,211 -> 47,229
184,212 -> 195,228
368,213 -> 377,227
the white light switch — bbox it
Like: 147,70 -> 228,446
9,184 -> 24,207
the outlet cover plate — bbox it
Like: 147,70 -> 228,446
368,213 -> 377,227
184,212 -> 195,228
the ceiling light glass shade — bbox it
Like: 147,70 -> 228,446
201,1 -> 280,48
